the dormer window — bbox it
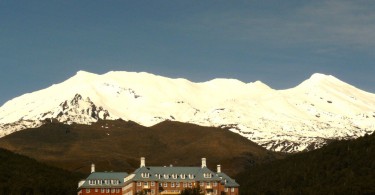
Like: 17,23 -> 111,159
141,173 -> 150,178
180,174 -> 185,179
164,174 -> 169,179
97,180 -> 102,185
204,173 -> 212,178
188,174 -> 194,179
172,174 -> 177,179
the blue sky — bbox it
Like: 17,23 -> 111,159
1,0 -> 375,105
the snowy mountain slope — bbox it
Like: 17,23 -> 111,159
1,71 -> 374,152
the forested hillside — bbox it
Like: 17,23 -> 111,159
0,148 -> 83,195
236,132 -> 375,194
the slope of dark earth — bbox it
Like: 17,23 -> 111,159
236,132 -> 375,194
0,120 -> 279,177
0,148 -> 83,195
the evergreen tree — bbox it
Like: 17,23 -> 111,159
180,186 -> 204,195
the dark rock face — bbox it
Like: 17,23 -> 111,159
43,94 -> 111,123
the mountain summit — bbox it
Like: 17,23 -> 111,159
1,71 -> 374,152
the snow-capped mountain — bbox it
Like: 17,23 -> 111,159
1,71 -> 375,152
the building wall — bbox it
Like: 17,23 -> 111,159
78,188 -> 122,195
134,181 -> 158,194
78,182 -> 238,195
127,181 -> 227,195
220,187 -> 239,195
123,182 -> 135,195
231,187 -> 239,195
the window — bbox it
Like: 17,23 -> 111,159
164,183 -> 168,187
142,173 -> 150,178
213,182 -> 217,187
176,182 -> 180,187
171,182 -> 175,187
105,180 -> 110,185
106,189 -> 110,193
151,189 -> 155,195
137,182 -> 141,186
188,183 -> 192,188
172,174 -> 177,179
111,189 -> 115,193
95,188 -> 98,192
164,174 -> 169,179
183,183 -> 187,188
214,189 -> 217,195
98,180 -> 102,185
231,188 -> 235,192
180,174 -> 185,179
116,189 -> 120,193
101,189 -> 105,193
86,189 -> 90,193
188,174 -> 194,179
144,182 -> 148,186
159,183 -> 163,187
225,188 -> 228,192
151,181 -> 155,186
204,173 -> 212,178
200,182 -> 204,187
206,182 -> 211,187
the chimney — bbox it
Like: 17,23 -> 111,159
91,163 -> 95,173
140,157 -> 145,167
217,165 -> 221,173
201,158 -> 206,168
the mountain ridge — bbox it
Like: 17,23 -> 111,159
0,120 -> 276,176
1,71 -> 375,152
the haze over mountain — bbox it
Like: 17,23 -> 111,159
1,71 -> 374,152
